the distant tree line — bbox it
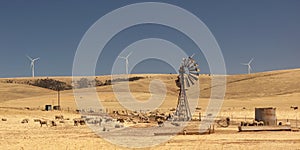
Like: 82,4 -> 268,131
75,76 -> 144,89
30,78 -> 72,91
1,76 -> 145,90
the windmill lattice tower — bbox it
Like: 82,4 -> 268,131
175,56 -> 200,121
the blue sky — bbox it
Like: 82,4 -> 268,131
0,0 -> 299,77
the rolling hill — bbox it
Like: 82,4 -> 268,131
0,68 -> 300,103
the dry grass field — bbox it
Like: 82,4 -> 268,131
1,69 -> 300,149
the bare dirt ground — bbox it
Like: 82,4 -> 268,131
1,69 -> 300,149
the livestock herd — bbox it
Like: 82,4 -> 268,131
0,114 -> 127,131
0,109 -> 177,131
240,120 -> 265,126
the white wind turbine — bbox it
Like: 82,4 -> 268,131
118,52 -> 133,74
27,55 -> 40,77
241,58 -> 253,74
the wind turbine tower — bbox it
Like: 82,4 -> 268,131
241,58 -> 253,74
118,52 -> 132,74
27,55 -> 40,78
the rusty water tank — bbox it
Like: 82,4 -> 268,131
255,107 -> 277,126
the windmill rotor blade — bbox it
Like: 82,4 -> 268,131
193,63 -> 199,67
188,60 -> 197,68
183,58 -> 188,66
189,57 -> 195,64
241,63 -> 248,65
188,66 -> 196,71
188,65 -> 199,71
190,71 -> 199,76
179,56 -> 200,89
189,69 -> 200,75
190,53 -> 195,58
185,59 -> 193,68
190,68 -> 200,73
185,58 -> 191,66
187,74 -> 195,85
185,76 -> 190,87
180,59 -> 185,67
189,74 -> 199,81
184,57 -> 198,71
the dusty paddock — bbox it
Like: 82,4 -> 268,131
1,108 -> 300,150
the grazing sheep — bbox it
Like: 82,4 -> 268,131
55,115 -> 64,120
157,120 -> 164,127
240,121 -> 245,126
33,119 -> 40,122
21,119 -> 29,124
2,118 -> 7,121
73,118 -> 80,126
155,115 -> 166,121
246,121 -> 253,126
253,120 -> 258,126
240,121 -> 250,126
257,121 -> 264,126
39,120 -> 48,127
241,121 -> 247,126
105,118 -> 113,123
166,113 -> 173,120
73,118 -> 85,126
115,124 -> 121,128
116,118 -> 124,123
51,121 -> 57,126
183,130 -> 187,135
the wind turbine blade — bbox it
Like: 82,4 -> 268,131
118,56 -> 126,59
190,53 -> 195,58
241,63 -> 248,65
248,58 -> 254,64
33,57 -> 40,61
127,51 -> 133,58
26,55 -> 33,61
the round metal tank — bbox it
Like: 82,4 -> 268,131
255,107 -> 276,126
